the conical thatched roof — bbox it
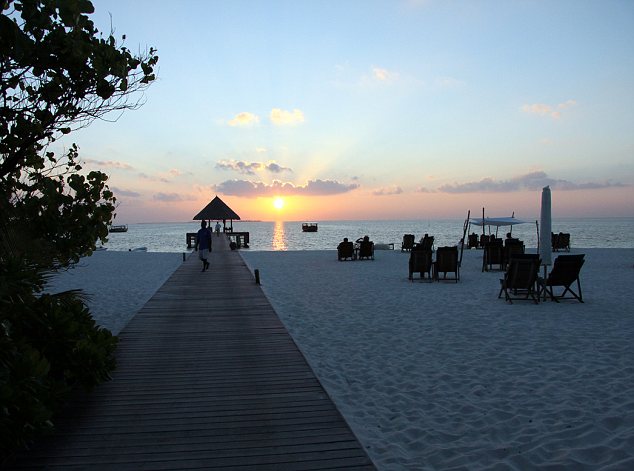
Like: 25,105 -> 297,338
193,196 -> 240,221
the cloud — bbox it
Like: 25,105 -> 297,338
416,187 -> 435,193
152,192 -> 196,202
216,159 -> 292,175
270,108 -> 305,126
83,159 -> 134,170
521,100 -> 577,119
110,187 -> 140,198
373,186 -> 403,196
168,168 -> 182,177
216,160 -> 262,175
434,76 -> 465,89
138,172 -> 170,183
265,161 -> 292,174
437,171 -> 627,193
372,67 -> 399,82
215,179 -> 359,197
228,112 -> 260,127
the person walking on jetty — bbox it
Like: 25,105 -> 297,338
196,220 -> 213,271
215,221 -> 221,237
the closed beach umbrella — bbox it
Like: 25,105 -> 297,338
539,186 -> 552,267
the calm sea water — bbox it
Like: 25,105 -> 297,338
101,218 -> 634,252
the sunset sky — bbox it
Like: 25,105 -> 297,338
55,0 -> 633,222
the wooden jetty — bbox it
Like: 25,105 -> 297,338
11,235 -> 375,470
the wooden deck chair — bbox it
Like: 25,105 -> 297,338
502,241 -> 525,270
434,246 -> 459,282
498,254 -> 541,304
420,235 -> 434,251
482,241 -> 504,272
408,248 -> 433,282
539,254 -> 585,302
357,240 -> 374,260
467,233 -> 479,249
401,234 -> 415,252
337,241 -> 355,261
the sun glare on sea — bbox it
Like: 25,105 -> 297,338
273,197 -> 285,210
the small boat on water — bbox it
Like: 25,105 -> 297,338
302,223 -> 318,232
109,224 -> 128,233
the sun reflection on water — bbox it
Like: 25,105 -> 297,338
272,221 -> 287,251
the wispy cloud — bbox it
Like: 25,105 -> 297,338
373,186 -> 403,196
270,108 -> 305,126
138,172 -> 170,183
83,159 -> 134,170
228,111 -> 260,127
434,76 -> 465,89
111,187 -> 141,198
521,100 -> 576,119
153,192 -> 196,202
216,160 -> 262,175
215,179 -> 359,197
372,67 -> 399,82
264,162 -> 292,174
216,159 -> 293,175
437,171 -> 627,193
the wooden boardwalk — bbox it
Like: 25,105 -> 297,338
11,236 -> 375,470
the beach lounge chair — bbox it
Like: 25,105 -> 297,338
401,234 -> 415,252
434,246 -> 459,282
468,233 -> 479,249
420,235 -> 434,251
539,254 -> 585,302
357,239 -> 374,260
502,240 -> 525,270
498,254 -> 541,304
552,232 -> 571,252
337,241 -> 355,261
482,241 -> 504,272
408,248 -> 433,282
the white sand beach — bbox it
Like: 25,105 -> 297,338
50,248 -> 634,470
241,248 -> 634,471
46,251 -> 183,335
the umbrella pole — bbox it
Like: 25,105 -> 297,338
482,207 -> 485,236
536,220 -> 540,254
460,209 -> 470,265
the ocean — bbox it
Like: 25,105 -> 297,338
101,218 -> 634,252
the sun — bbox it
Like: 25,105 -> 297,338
273,197 -> 285,210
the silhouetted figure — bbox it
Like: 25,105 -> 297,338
196,220 -> 212,271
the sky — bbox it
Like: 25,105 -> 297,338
54,0 -> 634,223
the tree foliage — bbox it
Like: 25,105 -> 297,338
0,0 -> 158,462
0,0 -> 158,181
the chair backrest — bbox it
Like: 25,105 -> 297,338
547,254 -> 585,285
338,241 -> 354,258
436,246 -> 458,271
468,233 -> 479,248
560,233 -> 570,248
402,234 -> 415,249
504,243 -> 525,260
409,249 -> 432,271
484,243 -> 504,263
359,241 -> 374,257
505,256 -> 540,290
420,236 -> 434,251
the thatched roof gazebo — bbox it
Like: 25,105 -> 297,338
193,195 -> 240,231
